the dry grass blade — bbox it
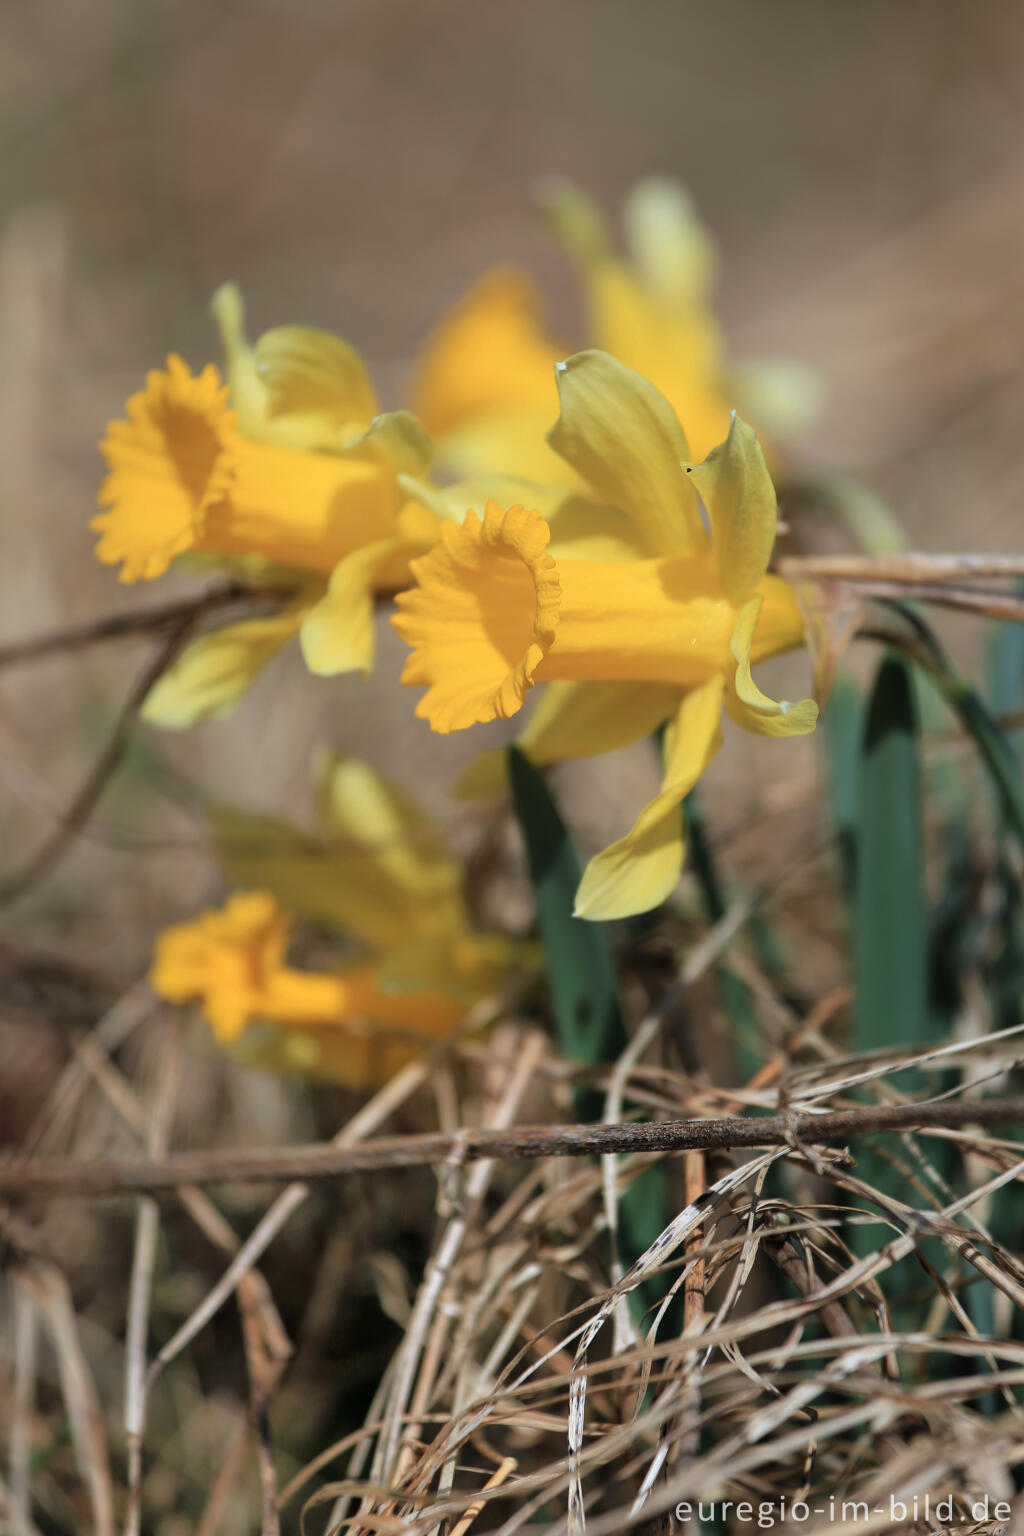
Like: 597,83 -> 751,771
21,1263 -> 114,1536
10,1273 -> 38,1536
122,1018 -> 182,1536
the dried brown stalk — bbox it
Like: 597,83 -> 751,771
3,1097 -> 1021,1200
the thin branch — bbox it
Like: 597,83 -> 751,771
0,613 -> 198,905
846,581 -> 1024,622
781,552 -> 1024,584
0,580 -> 289,669
4,1098 -> 1022,1201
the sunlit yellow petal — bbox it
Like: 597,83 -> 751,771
726,596 -> 818,738
392,502 -> 561,733
347,409 -> 434,480
412,268 -> 563,439
299,539 -> 398,677
432,408 -> 575,485
402,473 -> 644,562
543,179 -> 732,461
211,282 -> 378,451
748,573 -> 811,662
209,283 -> 267,442
93,355 -> 237,582
206,435 -> 397,573
547,351 -> 707,556
453,679 -> 678,801
574,676 -> 725,920
685,413 -> 777,605
141,608 -> 305,729
255,324 -> 378,437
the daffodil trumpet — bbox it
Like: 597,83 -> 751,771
394,350 -> 818,921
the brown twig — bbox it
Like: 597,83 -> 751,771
4,1098 -> 1022,1201
781,552 -> 1024,584
0,613 -> 198,905
822,580 -> 1024,623
0,580 -> 288,669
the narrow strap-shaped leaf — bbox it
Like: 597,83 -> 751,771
885,601 -> 1024,849
855,655 -> 929,1055
508,747 -> 627,1116
850,656 -> 931,1302
508,747 -> 674,1324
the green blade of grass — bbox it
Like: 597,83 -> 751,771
507,747 -> 627,1109
821,671 -> 864,895
850,656 -> 931,1296
507,746 -> 673,1322
884,601 -> 1024,848
855,654 -> 929,1055
683,788 -> 768,1081
984,597 -> 1024,1261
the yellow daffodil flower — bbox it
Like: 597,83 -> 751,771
542,177 -> 819,460
151,754 -> 518,1088
152,891 -> 470,1088
393,350 -> 817,922
410,180 -> 814,493
92,288 -> 440,727
411,268 -> 573,484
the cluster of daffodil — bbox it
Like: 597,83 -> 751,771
95,179 -> 818,1084
153,753 -> 517,1088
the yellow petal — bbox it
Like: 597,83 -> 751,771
312,750 -> 460,915
211,282 -> 379,451
412,268 -> 563,439
255,323 -> 378,437
151,892 -> 293,1043
94,355 -> 237,582
233,962 -> 468,1090
392,501 -> 561,733
211,805 -> 440,953
547,350 -> 707,556
140,608 -> 305,729
622,177 -> 716,307
401,473 -> 645,562
299,539 -> 398,677
209,283 -> 267,442
432,407 -> 577,485
685,413 -> 777,605
726,596 -> 818,738
453,679 -> 678,801
543,180 -> 735,462
347,410 -> 434,480
574,675 -> 725,920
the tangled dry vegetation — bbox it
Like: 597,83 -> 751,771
3,867 -> 1023,1536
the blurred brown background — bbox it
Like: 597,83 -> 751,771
3,0 -> 1024,978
